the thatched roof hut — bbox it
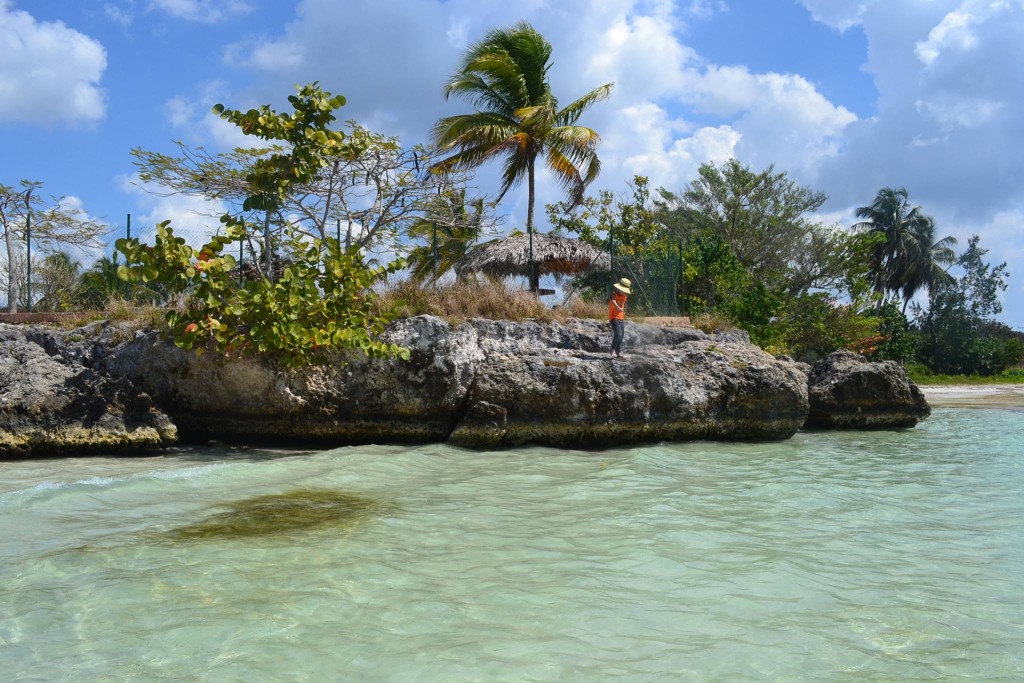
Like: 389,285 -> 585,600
455,233 -> 610,279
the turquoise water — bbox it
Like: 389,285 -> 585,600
1,408 -> 1022,681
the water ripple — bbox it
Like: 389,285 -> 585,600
0,410 -> 1022,680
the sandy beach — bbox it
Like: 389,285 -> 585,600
920,384 -> 1024,409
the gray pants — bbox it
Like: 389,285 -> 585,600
609,319 -> 625,355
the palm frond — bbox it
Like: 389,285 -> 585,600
556,83 -> 614,126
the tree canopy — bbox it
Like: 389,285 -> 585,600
116,83 -> 409,367
432,22 -> 613,289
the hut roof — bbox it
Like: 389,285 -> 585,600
455,233 -> 610,279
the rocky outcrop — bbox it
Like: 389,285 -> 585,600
0,323 -> 177,456
98,316 -> 809,450
2,317 -> 932,457
806,350 -> 930,429
449,319 -> 805,448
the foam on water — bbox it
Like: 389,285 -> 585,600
1,411 -> 1022,681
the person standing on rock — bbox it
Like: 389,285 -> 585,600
609,278 -> 631,358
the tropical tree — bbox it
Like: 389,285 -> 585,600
131,125 -> 476,276
854,187 -> 956,311
913,235 -> 1015,375
655,159 -> 830,292
117,83 -> 409,367
1,181 -> 107,313
405,188 -> 489,282
894,219 -> 957,312
33,251 -> 83,312
432,21 -> 613,290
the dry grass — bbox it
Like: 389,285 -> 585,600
377,279 -> 605,324
52,298 -> 168,332
33,281 -> 605,334
690,311 -> 739,334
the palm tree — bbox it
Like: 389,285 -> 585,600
34,251 -> 82,312
78,255 -> 124,308
405,189 -> 486,283
432,22 -> 613,290
854,187 -> 956,311
896,219 -> 957,313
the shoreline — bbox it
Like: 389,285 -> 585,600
919,384 -> 1024,409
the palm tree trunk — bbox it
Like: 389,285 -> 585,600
527,153 -> 538,293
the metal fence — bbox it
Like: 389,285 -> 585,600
600,240 -> 683,317
2,212 -> 686,316
0,214 -> 232,313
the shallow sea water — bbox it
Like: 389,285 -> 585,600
1,408 -> 1022,681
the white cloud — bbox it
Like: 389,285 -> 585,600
798,0 -> 872,31
0,1 -> 107,125
915,8 -> 978,66
162,82 -> 260,150
104,2 -> 134,27
446,16 -> 470,50
149,0 -> 253,23
224,39 -> 305,71
814,0 -> 1024,232
164,96 -> 196,127
915,95 -> 1003,130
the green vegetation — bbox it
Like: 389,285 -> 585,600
4,22 -> 1019,379
1,181 -> 107,314
115,84 -> 410,367
854,187 -> 957,313
906,367 -> 1024,385
432,21 -> 613,291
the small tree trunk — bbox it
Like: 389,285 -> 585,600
527,154 -> 538,293
4,225 -> 17,314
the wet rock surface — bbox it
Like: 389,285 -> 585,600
0,323 -> 177,457
806,350 -> 930,429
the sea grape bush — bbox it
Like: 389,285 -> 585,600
116,83 -> 409,367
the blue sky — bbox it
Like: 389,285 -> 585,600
2,0 -> 1022,329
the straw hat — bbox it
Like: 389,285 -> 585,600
613,278 -> 632,294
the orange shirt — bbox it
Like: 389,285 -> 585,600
608,291 -> 627,320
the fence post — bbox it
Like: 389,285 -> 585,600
25,206 -> 32,312
432,222 -> 438,280
678,238 -> 684,316
238,234 -> 244,287
608,222 -> 614,297
124,214 -> 131,301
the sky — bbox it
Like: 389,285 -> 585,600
2,0 -> 1022,329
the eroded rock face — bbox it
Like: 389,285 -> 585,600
3,317 -> 933,456
806,350 -> 930,429
451,319 -> 808,448
100,316 -> 809,449
0,323 -> 177,457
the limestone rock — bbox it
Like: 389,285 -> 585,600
0,323 -> 177,457
450,318 -> 808,448
103,315 -> 808,449
806,349 -> 930,429
100,315 -> 483,444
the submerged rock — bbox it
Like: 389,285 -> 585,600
806,350 -> 930,429
0,323 -> 177,457
160,489 -> 394,540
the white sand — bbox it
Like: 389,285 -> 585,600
920,384 -> 1024,408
